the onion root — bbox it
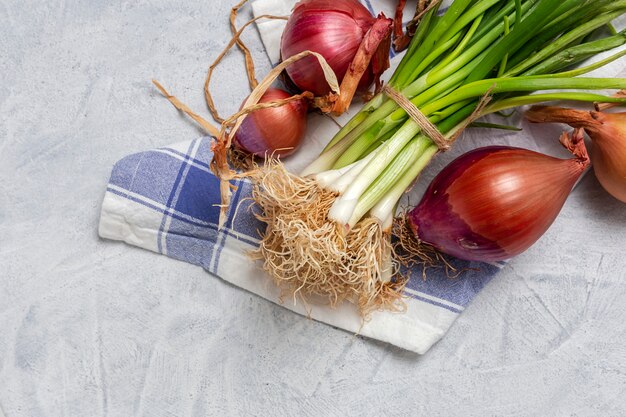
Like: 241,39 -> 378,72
248,160 -> 406,316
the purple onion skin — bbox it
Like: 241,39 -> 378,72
280,0 -> 376,96
234,88 -> 308,158
408,146 -> 587,262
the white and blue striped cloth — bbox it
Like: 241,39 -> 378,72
99,0 -> 625,353
99,134 -> 498,353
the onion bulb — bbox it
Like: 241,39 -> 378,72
404,133 -> 590,262
234,88 -> 308,158
280,0 -> 387,96
526,106 -> 626,203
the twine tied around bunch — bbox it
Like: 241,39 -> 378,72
383,84 -> 495,151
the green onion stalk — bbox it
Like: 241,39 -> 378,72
254,0 -> 626,314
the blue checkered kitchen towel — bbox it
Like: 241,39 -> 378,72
99,133 -> 499,353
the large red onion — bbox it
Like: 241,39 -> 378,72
526,106 -> 626,203
280,0 -> 385,96
234,88 -> 308,158
406,136 -> 590,262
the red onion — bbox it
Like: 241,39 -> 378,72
405,134 -> 590,262
526,106 -> 626,203
234,88 -> 308,158
280,0 -> 389,96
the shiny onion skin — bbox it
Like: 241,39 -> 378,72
234,88 -> 308,158
588,112 -> 626,203
526,106 -> 626,203
407,144 -> 590,262
280,0 -> 378,95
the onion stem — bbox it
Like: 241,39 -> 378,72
369,145 -> 438,223
504,9 -> 626,76
522,31 -> 626,76
482,93 -> 626,115
353,139 -> 435,226
391,0 -> 476,88
327,123 -> 418,225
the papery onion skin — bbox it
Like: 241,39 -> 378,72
234,88 -> 308,158
407,146 -> 589,262
590,112 -> 626,203
526,106 -> 626,203
280,0 -> 377,96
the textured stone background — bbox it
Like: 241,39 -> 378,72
1,1 -> 626,416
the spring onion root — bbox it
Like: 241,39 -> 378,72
250,161 -> 406,314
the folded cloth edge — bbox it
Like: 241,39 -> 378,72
97,140 -> 465,354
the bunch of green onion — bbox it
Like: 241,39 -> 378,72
255,0 -> 626,312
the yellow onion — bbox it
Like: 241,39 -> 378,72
405,133 -> 590,262
526,106 -> 626,203
234,88 -> 308,158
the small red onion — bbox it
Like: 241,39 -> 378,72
234,88 -> 308,158
526,106 -> 626,203
280,0 -> 383,96
406,135 -> 590,262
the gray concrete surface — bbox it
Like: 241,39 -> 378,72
1,1 -> 625,416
